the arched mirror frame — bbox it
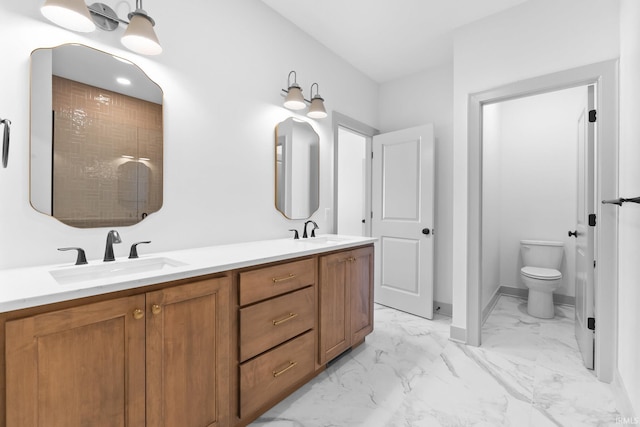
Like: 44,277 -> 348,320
30,43 -> 164,228
274,117 -> 320,220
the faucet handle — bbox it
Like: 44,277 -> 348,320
58,247 -> 88,265
129,241 -> 151,259
310,221 -> 319,238
288,229 -> 299,240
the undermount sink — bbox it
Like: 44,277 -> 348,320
298,236 -> 352,244
50,257 -> 187,285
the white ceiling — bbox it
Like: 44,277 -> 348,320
261,0 -> 529,83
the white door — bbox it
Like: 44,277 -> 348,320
574,85 -> 595,369
372,125 -> 435,319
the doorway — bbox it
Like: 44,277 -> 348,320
466,60 -> 618,382
332,112 -> 377,237
336,127 -> 369,236
333,113 -> 437,319
480,85 -> 594,369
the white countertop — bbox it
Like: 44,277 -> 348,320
0,235 -> 376,313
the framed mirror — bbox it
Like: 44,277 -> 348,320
275,118 -> 320,219
30,44 -> 163,228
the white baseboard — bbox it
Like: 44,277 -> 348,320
449,325 -> 466,343
613,369 -> 638,420
433,301 -> 452,317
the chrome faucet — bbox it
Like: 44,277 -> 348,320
104,230 -> 122,262
303,220 -> 319,238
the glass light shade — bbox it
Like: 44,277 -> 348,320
307,96 -> 327,119
284,86 -> 306,110
121,13 -> 162,56
41,0 -> 96,33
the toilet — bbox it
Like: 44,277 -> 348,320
520,240 -> 564,319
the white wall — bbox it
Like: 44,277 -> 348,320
378,64 -> 454,305
451,0 -> 620,331
617,0 -> 640,417
0,0 -> 378,269
482,87 -> 584,308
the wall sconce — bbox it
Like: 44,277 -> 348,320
40,0 -> 162,56
281,71 -> 327,119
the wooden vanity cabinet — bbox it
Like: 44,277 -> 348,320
5,275 -> 230,427
318,246 -> 374,365
6,294 -> 147,427
3,243 -> 374,427
146,277 -> 230,427
235,257 -> 318,425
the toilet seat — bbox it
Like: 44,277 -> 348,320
521,266 -> 562,280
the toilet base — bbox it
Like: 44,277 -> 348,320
527,288 -> 555,319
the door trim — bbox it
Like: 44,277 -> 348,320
466,60 -> 618,382
332,112 -> 379,235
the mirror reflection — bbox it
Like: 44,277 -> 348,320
275,118 -> 320,219
30,44 -> 163,228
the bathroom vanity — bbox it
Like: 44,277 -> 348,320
0,236 -> 375,427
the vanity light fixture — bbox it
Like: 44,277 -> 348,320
41,0 -> 96,32
307,83 -> 327,119
283,71 -> 306,110
281,71 -> 328,118
40,0 -> 162,56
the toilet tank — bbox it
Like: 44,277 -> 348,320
520,240 -> 564,269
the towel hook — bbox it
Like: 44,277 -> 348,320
1,118 -> 10,168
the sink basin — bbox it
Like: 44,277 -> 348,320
50,257 -> 187,285
297,236 -> 352,245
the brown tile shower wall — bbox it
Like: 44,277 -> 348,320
52,76 -> 163,228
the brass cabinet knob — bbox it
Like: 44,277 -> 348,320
133,308 -> 144,320
151,304 -> 162,315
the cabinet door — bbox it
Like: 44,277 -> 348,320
318,251 -> 351,364
146,277 -> 230,427
350,246 -> 374,344
6,295 -> 146,427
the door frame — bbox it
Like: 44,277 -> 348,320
466,60 -> 618,382
332,112 -> 379,235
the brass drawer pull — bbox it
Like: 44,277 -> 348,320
133,309 -> 144,320
151,304 -> 162,315
272,312 -> 298,326
272,274 -> 296,284
273,361 -> 297,378
339,257 -> 356,263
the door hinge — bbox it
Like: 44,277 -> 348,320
589,109 -> 597,123
594,260 -> 596,268
371,151 -> 374,159
588,214 -> 596,227
587,317 -> 596,331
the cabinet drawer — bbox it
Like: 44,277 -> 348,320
239,258 -> 315,306
240,330 -> 314,418
240,286 -> 314,361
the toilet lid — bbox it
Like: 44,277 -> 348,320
521,266 -> 562,280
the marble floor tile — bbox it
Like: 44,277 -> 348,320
252,297 -> 621,427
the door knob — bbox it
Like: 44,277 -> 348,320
568,230 -> 578,238
422,228 -> 430,235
